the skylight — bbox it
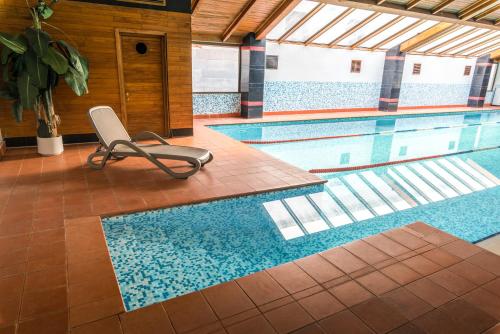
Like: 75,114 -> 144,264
314,9 -> 373,44
382,20 -> 439,49
338,13 -> 398,46
359,17 -> 418,48
266,0 -> 318,40
417,26 -> 474,52
288,5 -> 347,42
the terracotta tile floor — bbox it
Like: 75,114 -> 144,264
1,107 -> 499,333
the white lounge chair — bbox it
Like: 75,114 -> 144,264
87,106 -> 213,179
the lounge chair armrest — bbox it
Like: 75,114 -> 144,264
132,131 -> 169,145
108,139 -> 154,157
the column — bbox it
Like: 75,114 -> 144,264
240,33 -> 266,118
467,55 -> 494,108
379,46 -> 406,112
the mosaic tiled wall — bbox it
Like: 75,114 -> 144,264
192,84 -> 485,115
263,81 -> 381,112
192,93 -> 241,115
398,84 -> 471,107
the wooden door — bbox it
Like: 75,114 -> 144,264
120,33 -> 167,136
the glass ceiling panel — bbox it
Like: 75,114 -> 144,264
337,13 -> 398,46
462,38 -> 500,56
287,5 -> 348,42
417,26 -> 474,52
359,17 -> 417,48
314,9 -> 373,44
267,0 -> 319,40
433,29 -> 489,53
448,31 -> 500,54
382,20 -> 438,49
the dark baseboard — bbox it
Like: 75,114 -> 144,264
6,129 -> 193,148
171,128 -> 194,137
5,133 -> 99,148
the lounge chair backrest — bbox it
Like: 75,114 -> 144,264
89,106 -> 131,148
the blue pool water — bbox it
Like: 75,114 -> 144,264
103,110 -> 500,311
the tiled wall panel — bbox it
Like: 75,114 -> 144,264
193,94 -> 241,115
399,84 -> 471,107
263,81 -> 381,112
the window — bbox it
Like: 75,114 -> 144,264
464,66 -> 472,76
266,55 -> 279,70
412,63 -> 421,75
192,44 -> 239,93
351,60 -> 361,73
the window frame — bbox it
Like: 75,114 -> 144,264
463,65 -> 472,76
266,55 -> 279,70
412,63 -> 421,75
192,43 -> 241,94
350,60 -> 362,73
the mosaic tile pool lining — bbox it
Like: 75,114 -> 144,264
103,111 -> 500,311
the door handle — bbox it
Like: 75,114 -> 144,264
125,92 -> 130,101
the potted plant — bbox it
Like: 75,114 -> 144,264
0,0 -> 89,155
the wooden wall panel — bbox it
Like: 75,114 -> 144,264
0,0 -> 193,138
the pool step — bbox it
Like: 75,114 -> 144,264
263,157 -> 498,240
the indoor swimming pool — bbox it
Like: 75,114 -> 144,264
103,110 -> 500,311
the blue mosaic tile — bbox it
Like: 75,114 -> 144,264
193,93 -> 240,115
263,81 -> 381,112
399,83 -> 470,106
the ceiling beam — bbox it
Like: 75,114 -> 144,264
468,42 -> 500,56
221,0 -> 259,42
426,27 -> 480,53
315,0 -> 499,30
459,34 -> 499,53
305,7 -> 355,45
459,0 -> 499,21
192,33 -> 242,45
329,12 -> 382,47
400,22 -> 454,52
255,0 -> 301,40
371,19 -> 426,49
439,30 -> 496,53
351,15 -> 405,48
431,0 -> 456,14
474,4 -> 500,20
279,3 -> 326,42
191,0 -> 201,14
406,0 -> 424,10
490,48 -> 500,59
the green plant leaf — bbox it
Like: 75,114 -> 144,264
2,65 -> 9,82
57,40 -> 88,79
41,47 -> 68,75
11,100 -> 23,122
25,50 -> 48,89
25,28 -> 50,58
47,67 -> 59,88
1,47 -> 13,65
64,66 -> 88,96
0,33 -> 27,54
17,71 -> 39,109
37,3 -> 54,19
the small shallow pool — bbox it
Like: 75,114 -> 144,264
103,110 -> 500,311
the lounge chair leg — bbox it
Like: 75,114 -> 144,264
87,149 -> 113,170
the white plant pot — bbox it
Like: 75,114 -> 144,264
37,136 -> 64,156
